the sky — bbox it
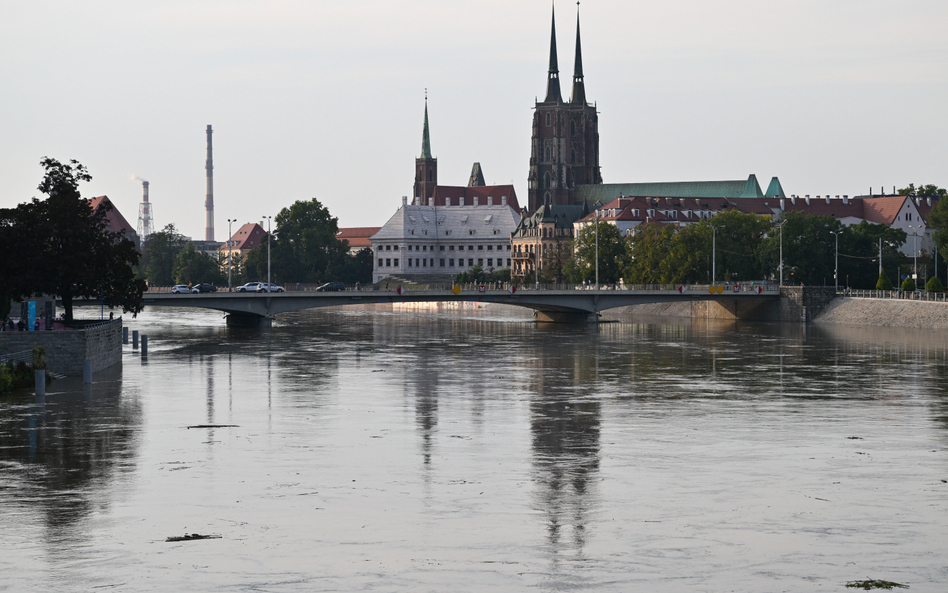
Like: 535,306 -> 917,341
1,0 -> 946,241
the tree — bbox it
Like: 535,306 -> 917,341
898,184 -> 947,199
540,241 -> 573,283
172,243 -> 225,285
843,221 -> 906,289
759,212 -> 840,285
901,277 -> 916,291
0,158 -> 144,322
876,269 -> 893,290
624,223 -> 676,284
660,222 -> 712,284
925,276 -> 943,293
571,222 -> 626,285
708,210 -> 771,282
140,223 -> 187,285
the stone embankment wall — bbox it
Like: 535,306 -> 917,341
0,319 -> 123,376
606,287 -> 838,322
814,297 -> 948,329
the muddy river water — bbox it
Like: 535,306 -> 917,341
2,304 -> 947,592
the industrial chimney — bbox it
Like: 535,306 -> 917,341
205,124 -> 215,241
136,180 -> 154,242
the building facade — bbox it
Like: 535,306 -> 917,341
371,198 -> 521,284
511,203 -> 588,281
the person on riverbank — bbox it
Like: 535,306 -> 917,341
16,318 -> 26,331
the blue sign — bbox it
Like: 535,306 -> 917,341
28,301 -> 36,331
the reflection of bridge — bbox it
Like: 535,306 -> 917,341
140,288 -> 780,324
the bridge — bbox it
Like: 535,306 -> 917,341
139,287 -> 781,324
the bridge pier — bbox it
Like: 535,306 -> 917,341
225,313 -> 271,328
535,310 -> 600,323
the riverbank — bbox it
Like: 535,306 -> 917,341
813,296 -> 948,329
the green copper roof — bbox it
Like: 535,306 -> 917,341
420,100 -> 432,159
571,175 -> 767,205
764,176 -> 786,198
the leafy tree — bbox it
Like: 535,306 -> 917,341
708,210 -> 771,282
660,222 -> 712,284
842,221 -> 906,289
876,269 -> 894,290
759,212 -> 840,285
901,277 -> 916,291
570,222 -> 625,285
172,243 -> 225,285
141,223 -> 187,285
925,276 -> 944,293
0,158 -> 144,322
898,184 -> 947,199
624,223 -> 676,284
540,241 -> 573,283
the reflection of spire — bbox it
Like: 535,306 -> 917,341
544,4 -> 563,103
570,3 -> 586,105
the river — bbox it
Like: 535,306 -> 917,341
1,304 -> 947,592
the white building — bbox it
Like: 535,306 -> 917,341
371,196 -> 521,283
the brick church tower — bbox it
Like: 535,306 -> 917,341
527,5 -> 601,212
413,98 -> 437,204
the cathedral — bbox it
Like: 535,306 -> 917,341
526,4 -> 785,214
528,5 -> 601,212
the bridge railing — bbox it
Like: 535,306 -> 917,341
842,289 -> 948,302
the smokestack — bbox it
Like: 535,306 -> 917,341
137,179 -> 154,241
205,125 -> 214,241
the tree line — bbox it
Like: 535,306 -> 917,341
140,198 -> 373,288
543,209 -> 916,290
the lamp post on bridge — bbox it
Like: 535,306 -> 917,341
909,224 -> 923,287
227,218 -> 236,291
830,230 -> 842,293
594,201 -> 602,290
262,215 -> 272,292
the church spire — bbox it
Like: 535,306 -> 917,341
570,3 -> 586,105
544,4 -> 562,103
420,96 -> 432,159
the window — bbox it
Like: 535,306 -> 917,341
545,113 -> 551,127
408,245 -> 413,251
468,258 -> 474,266
507,258 -> 511,267
469,230 -> 475,235
440,259 -> 445,267
422,259 -> 426,267
449,245 -> 455,251
439,245 -> 445,251
378,258 -> 383,267
385,245 -> 391,251
477,258 -> 483,266
478,245 -> 484,251
570,120 -> 576,136
386,258 -> 391,267
393,245 -> 399,251
487,258 -> 493,267
468,245 -> 474,251
449,259 -> 455,267
445,230 -> 451,236
487,245 -> 493,251
408,258 -> 413,267
393,258 -> 399,266
422,245 -> 427,251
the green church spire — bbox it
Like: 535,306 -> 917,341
420,97 -> 432,159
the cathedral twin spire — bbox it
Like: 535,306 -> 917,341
544,2 -> 586,105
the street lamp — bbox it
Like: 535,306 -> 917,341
262,215 -> 272,292
909,224 -> 922,287
711,224 -> 716,284
535,218 -> 540,290
775,219 -> 786,286
830,230 -> 842,293
594,201 -> 602,290
227,218 -> 236,291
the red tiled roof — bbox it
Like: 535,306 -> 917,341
224,223 -> 267,250
88,196 -> 135,235
431,185 -> 520,212
862,196 -> 907,225
337,227 -> 381,249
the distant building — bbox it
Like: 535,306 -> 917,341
220,222 -> 267,261
89,196 -> 139,249
336,227 -> 381,255
511,203 -> 588,280
370,197 -> 521,284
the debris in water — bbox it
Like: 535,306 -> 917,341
187,424 -> 239,429
845,579 -> 908,590
165,533 -> 222,542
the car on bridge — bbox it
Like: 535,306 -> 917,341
316,282 -> 345,292
236,282 -> 262,292
171,284 -> 192,294
257,283 -> 285,292
192,283 -> 217,293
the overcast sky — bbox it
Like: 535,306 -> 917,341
2,0 -> 946,240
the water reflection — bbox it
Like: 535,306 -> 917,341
0,368 -> 140,548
